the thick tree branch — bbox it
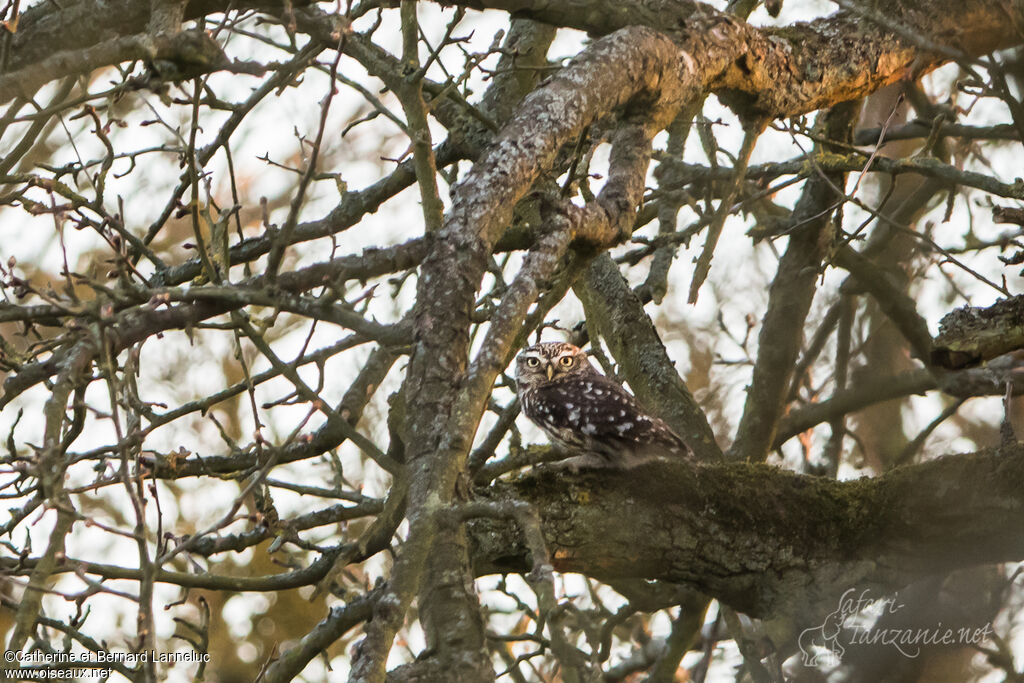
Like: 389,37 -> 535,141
470,444 -> 1024,624
7,0 -> 1024,125
730,104 -> 856,463
5,0 -> 305,73
576,254 -> 721,461
0,29 -> 235,104
441,0 -> 1023,118
6,0 -> 1022,677
932,294 -> 1024,369
352,24 -> 713,683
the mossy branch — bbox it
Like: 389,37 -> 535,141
470,445 -> 1024,624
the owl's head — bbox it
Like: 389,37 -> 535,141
515,342 -> 593,389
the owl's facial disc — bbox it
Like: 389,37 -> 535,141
517,351 -> 545,382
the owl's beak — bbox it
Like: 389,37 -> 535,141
545,364 -> 554,380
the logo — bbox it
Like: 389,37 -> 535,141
797,589 -> 994,667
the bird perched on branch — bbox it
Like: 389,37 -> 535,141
515,342 -> 692,464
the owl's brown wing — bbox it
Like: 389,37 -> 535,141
531,373 -> 691,460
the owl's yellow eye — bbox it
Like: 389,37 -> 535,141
525,357 -> 540,367
558,356 -> 574,367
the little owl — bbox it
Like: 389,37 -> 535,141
515,342 -> 691,463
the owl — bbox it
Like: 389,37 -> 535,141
514,342 -> 691,463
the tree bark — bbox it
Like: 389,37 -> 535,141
470,444 -> 1024,626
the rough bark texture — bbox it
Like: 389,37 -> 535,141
353,21 -> 711,683
932,295 -> 1024,369
7,1 -> 1024,119
4,0 -> 1024,680
443,0 -> 1024,117
471,444 -> 1024,623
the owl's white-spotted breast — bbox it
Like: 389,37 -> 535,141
514,342 -> 691,462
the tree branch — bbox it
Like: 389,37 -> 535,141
730,103 -> 857,463
470,444 -> 1024,625
931,294 -> 1024,369
440,0 -> 1023,118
